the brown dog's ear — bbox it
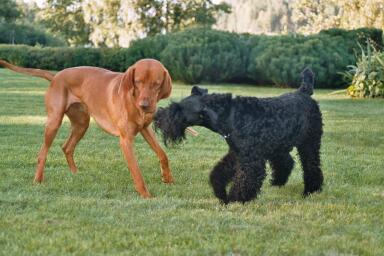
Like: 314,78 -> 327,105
118,66 -> 135,95
158,70 -> 172,100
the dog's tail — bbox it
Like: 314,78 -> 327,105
0,60 -> 54,81
298,68 -> 314,95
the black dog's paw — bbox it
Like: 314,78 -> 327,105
270,178 -> 287,187
213,190 -> 229,205
227,188 -> 250,204
220,198 -> 229,205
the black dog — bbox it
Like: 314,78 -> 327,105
154,69 -> 323,204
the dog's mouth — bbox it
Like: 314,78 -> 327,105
137,104 -> 157,114
154,107 -> 188,146
142,109 -> 156,114
165,127 -> 187,145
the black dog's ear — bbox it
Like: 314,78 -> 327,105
191,86 -> 208,96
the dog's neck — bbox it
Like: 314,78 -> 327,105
203,94 -> 234,140
217,104 -> 235,140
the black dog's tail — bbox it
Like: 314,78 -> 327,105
298,68 -> 315,95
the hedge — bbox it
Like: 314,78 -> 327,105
0,27 -> 382,88
0,23 -> 65,47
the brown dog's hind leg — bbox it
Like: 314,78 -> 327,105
62,103 -> 90,173
35,86 -> 66,183
35,117 -> 63,182
141,126 -> 174,183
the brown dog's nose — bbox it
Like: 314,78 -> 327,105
139,99 -> 150,110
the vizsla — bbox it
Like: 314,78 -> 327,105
0,59 -> 174,198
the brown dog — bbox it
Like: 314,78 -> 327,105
0,59 -> 174,198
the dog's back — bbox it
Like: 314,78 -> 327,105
229,69 -> 321,153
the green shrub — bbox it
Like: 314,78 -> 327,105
0,46 -> 104,70
0,27 -> 382,88
246,31 -> 375,88
159,28 -> 249,84
343,42 -> 384,98
319,28 -> 383,49
0,23 -> 65,47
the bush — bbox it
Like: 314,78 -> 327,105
343,42 -> 384,98
0,45 -> 103,70
159,28 -> 250,84
247,33 -> 359,88
319,28 -> 383,49
0,23 -> 66,47
0,27 -> 382,88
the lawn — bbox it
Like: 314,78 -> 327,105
0,68 -> 383,255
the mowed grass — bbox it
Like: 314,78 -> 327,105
0,68 -> 383,255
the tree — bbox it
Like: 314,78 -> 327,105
82,0 -> 142,47
0,0 -> 20,23
214,0 -> 297,35
134,0 -> 231,36
82,0 -> 231,46
0,0 -> 65,46
293,0 -> 384,34
39,0 -> 230,47
38,0 -> 91,46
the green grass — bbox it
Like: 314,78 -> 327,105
0,69 -> 383,255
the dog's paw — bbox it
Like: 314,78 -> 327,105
141,192 -> 153,199
162,175 -> 174,184
270,179 -> 287,187
227,186 -> 258,204
136,187 -> 153,198
227,189 -> 245,203
33,174 -> 44,183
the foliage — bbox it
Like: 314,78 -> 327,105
246,32 -> 361,88
343,42 -> 384,98
0,23 -> 65,46
160,28 -> 248,84
0,45 -> 105,70
38,0 -> 91,46
0,0 -> 20,23
294,0 -> 384,34
215,0 -> 297,35
319,28 -> 384,49
128,0 -> 230,36
81,0 -> 136,47
0,27 -> 383,88
216,0 -> 384,36
38,0 -> 230,47
160,27 -> 383,87
0,0 -> 65,47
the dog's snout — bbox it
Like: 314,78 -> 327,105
139,99 -> 150,109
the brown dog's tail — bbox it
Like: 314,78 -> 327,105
0,60 -> 54,81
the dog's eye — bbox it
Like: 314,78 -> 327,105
199,107 -> 209,118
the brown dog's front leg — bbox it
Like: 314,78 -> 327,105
141,126 -> 174,183
119,135 -> 152,198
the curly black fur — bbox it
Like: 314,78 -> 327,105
154,68 -> 323,204
154,103 -> 188,146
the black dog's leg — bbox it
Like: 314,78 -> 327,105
269,152 -> 294,186
209,151 -> 237,204
227,155 -> 266,203
297,135 -> 323,196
